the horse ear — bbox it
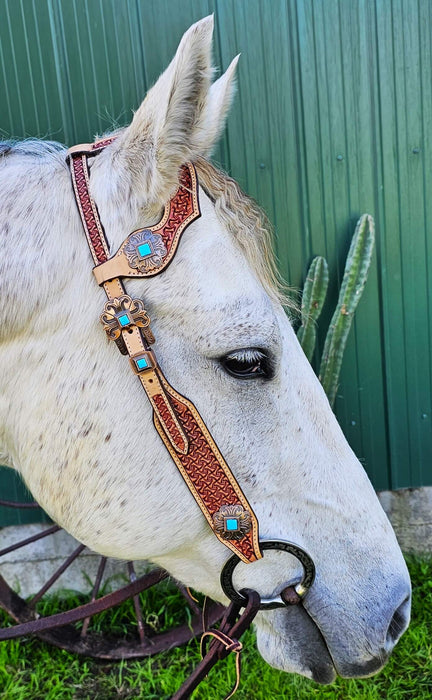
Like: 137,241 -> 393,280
106,16 -> 213,204
193,54 -> 239,157
103,16 -> 237,205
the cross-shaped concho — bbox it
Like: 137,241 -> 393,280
212,505 -> 252,541
100,294 -> 155,345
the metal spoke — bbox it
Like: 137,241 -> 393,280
29,543 -> 86,607
0,524 -> 61,557
81,556 -> 107,638
175,582 -> 201,616
0,514 -> 225,659
127,562 -> 149,644
0,500 -> 40,509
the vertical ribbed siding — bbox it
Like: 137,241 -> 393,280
0,0 -> 431,526
218,0 -> 432,489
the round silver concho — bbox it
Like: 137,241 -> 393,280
125,230 -> 167,273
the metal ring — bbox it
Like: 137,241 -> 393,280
220,540 -> 316,610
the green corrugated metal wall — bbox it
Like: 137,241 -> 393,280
1,0 -> 432,526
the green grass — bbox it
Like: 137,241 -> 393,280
0,559 -> 431,699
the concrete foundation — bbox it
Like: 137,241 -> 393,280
378,486 -> 432,555
0,524 -> 149,597
0,487 -> 430,596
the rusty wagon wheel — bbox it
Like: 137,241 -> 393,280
0,499 -> 224,659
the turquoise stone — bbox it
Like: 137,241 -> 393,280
226,518 -> 239,531
118,313 -> 130,327
136,357 -> 149,370
137,242 -> 152,258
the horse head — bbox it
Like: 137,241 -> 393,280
0,16 -> 410,684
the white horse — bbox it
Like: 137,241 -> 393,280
0,16 -> 410,684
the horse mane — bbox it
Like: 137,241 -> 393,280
0,139 -> 66,160
0,139 -> 292,310
194,157 -> 293,309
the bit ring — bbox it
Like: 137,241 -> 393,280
220,540 -> 315,610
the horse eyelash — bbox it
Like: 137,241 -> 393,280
225,349 -> 266,363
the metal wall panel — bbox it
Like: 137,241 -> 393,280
1,0 -> 431,525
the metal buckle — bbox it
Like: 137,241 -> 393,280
220,540 -> 315,610
100,295 -> 154,344
129,350 -> 157,375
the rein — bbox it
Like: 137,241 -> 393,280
66,139 -> 316,696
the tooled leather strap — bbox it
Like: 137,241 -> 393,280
68,141 -> 262,564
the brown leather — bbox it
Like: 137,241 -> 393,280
66,137 -> 117,159
171,589 -> 261,700
93,164 -> 200,284
69,154 -> 110,264
68,143 -> 262,564
153,376 -> 260,563
103,287 -> 189,455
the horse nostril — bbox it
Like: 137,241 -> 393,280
386,595 -> 411,647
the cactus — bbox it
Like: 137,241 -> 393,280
318,214 -> 375,407
297,256 -> 329,362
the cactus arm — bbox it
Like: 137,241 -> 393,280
297,256 -> 329,362
319,214 -> 375,407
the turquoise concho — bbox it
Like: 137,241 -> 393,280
124,230 -> 167,273
129,350 -> 156,375
212,505 -> 252,541
100,294 -> 154,344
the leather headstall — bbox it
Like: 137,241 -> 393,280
67,138 -> 262,564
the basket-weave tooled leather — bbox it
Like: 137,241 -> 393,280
161,166 -> 194,251
152,378 -> 259,563
70,155 -> 109,264
68,142 -> 262,564
91,163 -> 200,285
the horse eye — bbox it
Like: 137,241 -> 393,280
221,349 -> 272,380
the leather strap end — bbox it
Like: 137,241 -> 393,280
66,137 -> 117,163
152,393 -> 189,455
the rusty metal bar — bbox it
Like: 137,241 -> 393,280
0,568 -> 169,640
80,556 -> 107,638
29,543 -> 86,607
175,582 -> 201,616
0,500 -> 40,508
0,524 -> 61,557
127,562 -> 148,644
